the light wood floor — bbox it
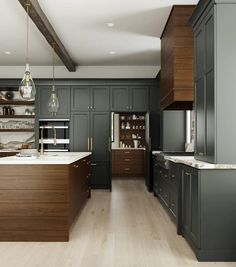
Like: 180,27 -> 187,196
0,179 -> 235,267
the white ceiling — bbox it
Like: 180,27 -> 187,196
0,0 -> 198,68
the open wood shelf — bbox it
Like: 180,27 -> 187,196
0,115 -> 35,119
0,129 -> 35,132
0,100 -> 35,105
120,129 -> 145,131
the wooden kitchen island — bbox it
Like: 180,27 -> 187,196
0,152 -> 91,241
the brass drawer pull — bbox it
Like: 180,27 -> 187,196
73,165 -> 79,168
125,168 -> 130,171
124,151 -> 130,154
124,159 -> 131,161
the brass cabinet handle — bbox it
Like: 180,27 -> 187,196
124,159 -> 131,161
125,168 -> 130,171
124,151 -> 130,154
73,164 -> 79,168
185,172 -> 191,176
87,137 -> 90,151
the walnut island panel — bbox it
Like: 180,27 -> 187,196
0,152 -> 91,241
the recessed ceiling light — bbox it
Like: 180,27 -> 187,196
107,22 -> 114,27
109,51 -> 116,55
4,51 -> 11,55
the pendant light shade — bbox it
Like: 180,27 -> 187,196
19,63 -> 36,100
48,43 -> 59,115
19,3 -> 36,100
48,85 -> 59,115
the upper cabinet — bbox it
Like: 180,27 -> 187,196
160,5 -> 195,110
189,0 -> 236,164
111,85 -> 149,111
71,86 -> 109,111
37,86 -> 70,118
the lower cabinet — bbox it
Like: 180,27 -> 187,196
69,156 -> 91,225
112,149 -> 145,177
91,162 -> 110,189
182,165 -> 200,248
154,157 -> 236,261
153,157 -> 180,230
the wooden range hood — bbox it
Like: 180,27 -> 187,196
160,5 -> 195,110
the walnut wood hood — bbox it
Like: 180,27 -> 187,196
160,5 -> 195,110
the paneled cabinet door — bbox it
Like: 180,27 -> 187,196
90,112 -> 110,162
130,86 -> 149,111
91,86 -> 109,111
91,162 -> 110,189
194,9 -> 215,163
110,86 -> 130,111
71,112 -> 90,152
38,86 -> 70,118
195,26 -> 206,159
182,167 -> 200,248
71,86 -> 90,111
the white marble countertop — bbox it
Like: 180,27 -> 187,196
0,152 -> 91,165
166,156 -> 236,170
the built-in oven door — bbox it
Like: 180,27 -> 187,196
39,119 -> 70,152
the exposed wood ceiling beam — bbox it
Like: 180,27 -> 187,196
18,0 -> 76,72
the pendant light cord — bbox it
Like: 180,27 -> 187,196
26,3 -> 29,64
52,43 -> 55,92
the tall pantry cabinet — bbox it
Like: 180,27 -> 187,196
189,0 -> 236,164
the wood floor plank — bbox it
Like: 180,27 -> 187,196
0,179 -> 235,267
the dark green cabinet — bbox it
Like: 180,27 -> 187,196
71,86 -> 90,111
182,166 -> 200,248
71,112 -> 90,151
71,86 -> 109,111
194,9 -> 215,163
90,112 -> 110,162
130,86 -> 149,111
190,0 -> 236,164
38,86 -> 70,118
111,86 -> 149,111
91,162 -> 110,189
71,112 -> 111,189
153,156 -> 180,227
110,86 -> 130,111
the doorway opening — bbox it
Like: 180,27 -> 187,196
110,112 -> 149,182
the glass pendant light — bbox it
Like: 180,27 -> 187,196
48,43 -> 59,115
19,2 -> 36,100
